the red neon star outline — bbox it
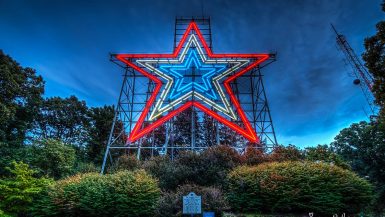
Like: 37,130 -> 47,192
116,21 -> 269,143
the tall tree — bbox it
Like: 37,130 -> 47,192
173,107 -> 201,147
362,1 -> 385,118
33,96 -> 90,147
268,144 -> 304,162
304,144 -> 349,169
219,123 -> 247,148
87,105 -> 114,164
359,2 -> 385,211
331,121 -> 385,212
202,113 -> 217,146
0,50 -> 44,144
29,139 -> 76,179
0,50 -> 44,176
139,120 -> 167,160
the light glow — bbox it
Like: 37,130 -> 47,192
116,21 -> 270,143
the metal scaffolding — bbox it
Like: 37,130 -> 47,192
332,24 -> 378,118
101,17 -> 277,173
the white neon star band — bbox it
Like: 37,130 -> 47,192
163,50 -> 224,100
115,21 -> 271,143
136,34 -> 250,121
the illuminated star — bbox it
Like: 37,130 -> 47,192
160,49 -> 226,100
115,21 -> 270,143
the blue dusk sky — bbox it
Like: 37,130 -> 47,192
0,0 -> 383,147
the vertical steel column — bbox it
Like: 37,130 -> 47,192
101,17 -> 279,173
101,68 -> 129,174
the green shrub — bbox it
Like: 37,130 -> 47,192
0,161 -> 52,216
268,145 -> 303,162
32,170 -> 160,217
143,145 -> 243,190
142,156 -> 180,190
243,147 -> 268,165
111,154 -> 140,172
0,209 -> 12,217
200,145 -> 244,186
155,184 -> 229,217
226,161 -> 373,215
304,144 -> 350,169
73,161 -> 99,174
142,152 -> 210,190
29,139 -> 76,179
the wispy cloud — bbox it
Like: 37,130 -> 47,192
0,0 -> 382,146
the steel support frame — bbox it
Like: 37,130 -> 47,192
101,17 -> 278,174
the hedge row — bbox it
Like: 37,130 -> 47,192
31,170 -> 160,217
226,161 -> 373,215
141,146 -> 243,190
9,151 -> 372,216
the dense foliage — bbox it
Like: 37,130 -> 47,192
332,121 -> 385,212
29,139 -> 76,179
142,145 -> 243,190
0,161 -> 52,216
304,144 -> 350,169
0,50 -> 45,176
0,50 -> 44,144
0,51 -> 115,178
362,1 -> 385,118
86,106 -> 115,164
31,170 -> 160,217
269,145 -> 303,162
32,96 -> 90,146
226,161 -> 374,215
112,154 -> 140,172
361,3 -> 385,211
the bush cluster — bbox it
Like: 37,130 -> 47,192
31,170 -> 160,217
226,161 -> 373,215
29,139 -> 76,179
142,145 -> 243,190
0,161 -> 52,216
0,145 -> 375,216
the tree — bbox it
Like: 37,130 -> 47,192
304,144 -> 350,169
202,113 -> 217,146
243,146 -> 268,165
142,145 -> 243,190
331,121 -> 385,212
0,161 -> 52,216
268,144 -> 304,162
33,96 -> 90,148
86,105 -> 114,165
29,139 -> 76,179
172,107 -> 202,148
219,123 -> 248,148
362,1 -> 385,117
138,116 -> 167,160
0,50 -> 45,176
0,50 -> 45,144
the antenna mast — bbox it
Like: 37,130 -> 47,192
331,24 -> 377,117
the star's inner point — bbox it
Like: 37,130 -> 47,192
159,49 -> 226,101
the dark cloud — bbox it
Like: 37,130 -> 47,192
0,0 -> 383,147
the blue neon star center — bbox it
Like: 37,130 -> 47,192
159,49 -> 226,100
